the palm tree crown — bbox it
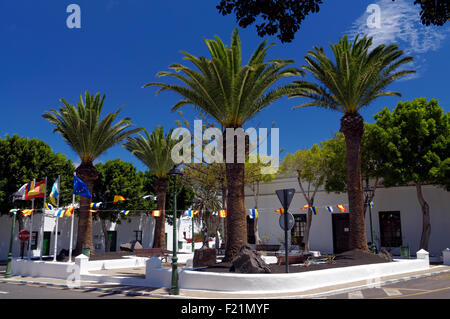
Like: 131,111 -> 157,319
123,126 -> 176,179
290,35 -> 415,113
144,27 -> 303,128
43,91 -> 142,163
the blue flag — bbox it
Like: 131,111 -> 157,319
73,176 -> 91,198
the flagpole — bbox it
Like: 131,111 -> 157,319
53,176 -> 60,262
68,193 -> 75,263
39,177 -> 47,260
27,179 -> 35,261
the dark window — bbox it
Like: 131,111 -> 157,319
379,211 -> 402,247
134,230 -> 143,244
291,214 -> 306,246
31,231 -> 38,250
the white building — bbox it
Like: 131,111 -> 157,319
244,175 -> 450,258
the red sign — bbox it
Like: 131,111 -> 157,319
19,230 -> 30,242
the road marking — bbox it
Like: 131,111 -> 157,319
0,291 -> 9,294
382,288 -> 402,296
348,291 -> 364,299
377,286 -> 450,299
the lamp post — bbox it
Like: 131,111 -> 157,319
364,186 -> 377,254
168,165 -> 183,295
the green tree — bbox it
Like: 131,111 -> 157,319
144,28 -> 302,261
290,35 -> 415,251
374,97 -> 449,250
124,127 -> 177,249
280,144 -> 329,251
42,91 -> 141,254
0,135 -> 74,252
93,159 -> 152,252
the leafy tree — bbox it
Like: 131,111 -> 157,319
93,159 -> 152,251
182,164 -> 223,247
290,35 -> 414,251
144,28 -> 302,261
373,97 -> 449,250
124,127 -> 177,249
280,144 -> 328,251
0,134 -> 74,254
217,1 -> 449,43
42,91 -> 141,254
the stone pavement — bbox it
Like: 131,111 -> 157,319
1,265 -> 450,299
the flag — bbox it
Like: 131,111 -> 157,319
274,208 -> 284,214
219,209 -> 227,218
152,210 -> 161,217
212,211 -> 218,216
326,206 -> 334,213
12,183 -> 27,202
44,202 -> 54,211
249,208 -> 258,219
73,176 -> 91,198
310,206 -> 318,215
337,204 -> 347,213
113,195 -> 126,204
55,209 -> 65,218
10,209 -> 19,214
49,177 -> 60,206
370,202 -> 374,208
89,209 -> 99,213
185,210 -> 199,218
301,205 -> 310,210
65,206 -> 75,217
25,179 -> 46,200
120,210 -> 130,216
90,202 -> 102,209
22,209 -> 34,216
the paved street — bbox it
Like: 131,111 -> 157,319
0,281 -> 160,299
321,272 -> 450,299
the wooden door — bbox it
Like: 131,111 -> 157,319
332,214 -> 350,254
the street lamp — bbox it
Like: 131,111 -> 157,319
364,186 -> 377,254
168,165 -> 183,295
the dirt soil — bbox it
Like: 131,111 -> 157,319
195,249 -> 393,274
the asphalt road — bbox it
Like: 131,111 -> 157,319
0,282 -> 157,299
322,271 -> 450,299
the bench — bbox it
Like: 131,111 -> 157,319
134,248 -> 169,262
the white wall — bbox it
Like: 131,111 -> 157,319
245,176 -> 450,257
0,213 -> 155,260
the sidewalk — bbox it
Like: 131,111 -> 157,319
1,265 -> 450,299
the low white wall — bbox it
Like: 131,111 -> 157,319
11,259 -> 76,280
145,258 -> 430,293
84,257 -> 147,271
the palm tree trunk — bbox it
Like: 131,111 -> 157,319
74,161 -> 98,255
416,182 -> 431,251
153,178 -> 168,249
223,162 -> 247,262
341,113 -> 369,252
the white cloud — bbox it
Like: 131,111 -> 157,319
347,0 -> 449,79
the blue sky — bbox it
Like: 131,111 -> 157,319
1,0 -> 449,172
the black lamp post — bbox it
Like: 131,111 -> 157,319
364,186 -> 377,254
168,165 -> 183,295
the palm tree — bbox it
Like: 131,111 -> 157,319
42,91 -> 142,254
290,35 -> 415,251
143,28 -> 303,261
124,127 -> 176,249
